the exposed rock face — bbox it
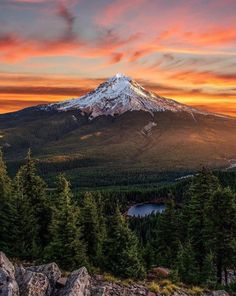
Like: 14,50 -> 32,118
26,262 -> 61,294
0,252 -> 19,296
57,267 -> 91,296
16,266 -> 49,296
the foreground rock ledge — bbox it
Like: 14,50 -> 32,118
0,252 -> 230,296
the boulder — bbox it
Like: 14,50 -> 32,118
57,267 -> 91,296
16,265 -> 49,296
0,252 -> 19,296
148,267 -> 170,280
0,252 -> 15,279
27,262 -> 61,291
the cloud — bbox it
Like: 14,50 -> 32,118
169,70 -> 236,86
0,85 -> 91,96
182,28 -> 236,46
0,99 -> 51,114
96,0 -> 146,27
57,2 -> 76,41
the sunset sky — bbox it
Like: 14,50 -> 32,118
0,0 -> 236,115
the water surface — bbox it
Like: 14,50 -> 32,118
127,203 -> 166,217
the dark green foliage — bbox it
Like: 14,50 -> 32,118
45,175 -> 87,270
1,149 -> 236,285
13,172 -> 39,259
13,150 -> 50,258
0,150 -> 15,255
81,192 -> 103,265
104,208 -> 145,279
174,241 -> 199,284
202,252 -> 217,287
155,199 -> 179,267
204,187 -> 236,284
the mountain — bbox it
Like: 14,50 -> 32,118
0,73 -> 236,186
41,73 -> 210,118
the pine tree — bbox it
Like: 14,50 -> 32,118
187,168 -> 220,270
16,150 -> 50,252
81,192 -> 103,265
204,187 -> 236,284
155,199 -> 179,267
175,241 -> 199,285
12,172 -> 39,259
104,208 -> 145,279
202,252 -> 217,288
45,175 -> 87,270
0,150 -> 14,254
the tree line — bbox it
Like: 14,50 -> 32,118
0,150 -> 145,279
130,168 -> 236,289
1,150 -> 236,291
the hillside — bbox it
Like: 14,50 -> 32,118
0,74 -> 236,185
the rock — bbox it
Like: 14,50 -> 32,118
148,267 -> 170,280
0,252 -> 19,296
26,263 -> 61,291
90,280 -> 149,296
212,291 -> 230,296
0,252 -> 15,279
58,267 -> 91,296
16,266 -> 49,296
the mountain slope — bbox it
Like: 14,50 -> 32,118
0,74 -> 236,186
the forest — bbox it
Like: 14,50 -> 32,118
1,150 -> 236,294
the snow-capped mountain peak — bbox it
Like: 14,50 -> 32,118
43,73 -> 211,118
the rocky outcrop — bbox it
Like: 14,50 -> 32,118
16,266 -> 49,296
57,267 -> 91,296
26,262 -> 61,294
0,252 -> 232,296
0,252 -> 19,296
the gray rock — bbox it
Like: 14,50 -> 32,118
0,252 -> 15,279
0,252 -> 19,296
58,267 -> 91,296
27,262 -> 61,292
16,266 -> 49,296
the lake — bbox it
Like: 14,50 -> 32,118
127,203 -> 166,217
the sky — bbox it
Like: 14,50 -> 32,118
0,0 -> 236,116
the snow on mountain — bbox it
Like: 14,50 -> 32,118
42,73 -> 211,119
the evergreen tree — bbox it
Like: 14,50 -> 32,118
202,252 -> 217,288
204,187 -> 236,284
104,208 -> 145,279
175,241 -> 199,284
187,168 -> 220,270
12,172 -> 39,259
45,175 -> 87,270
16,150 -> 50,251
81,192 -> 103,265
155,199 -> 179,267
0,150 -> 14,254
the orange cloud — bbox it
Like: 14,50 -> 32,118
183,28 -> 236,46
170,71 -> 236,86
96,0 -> 146,27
